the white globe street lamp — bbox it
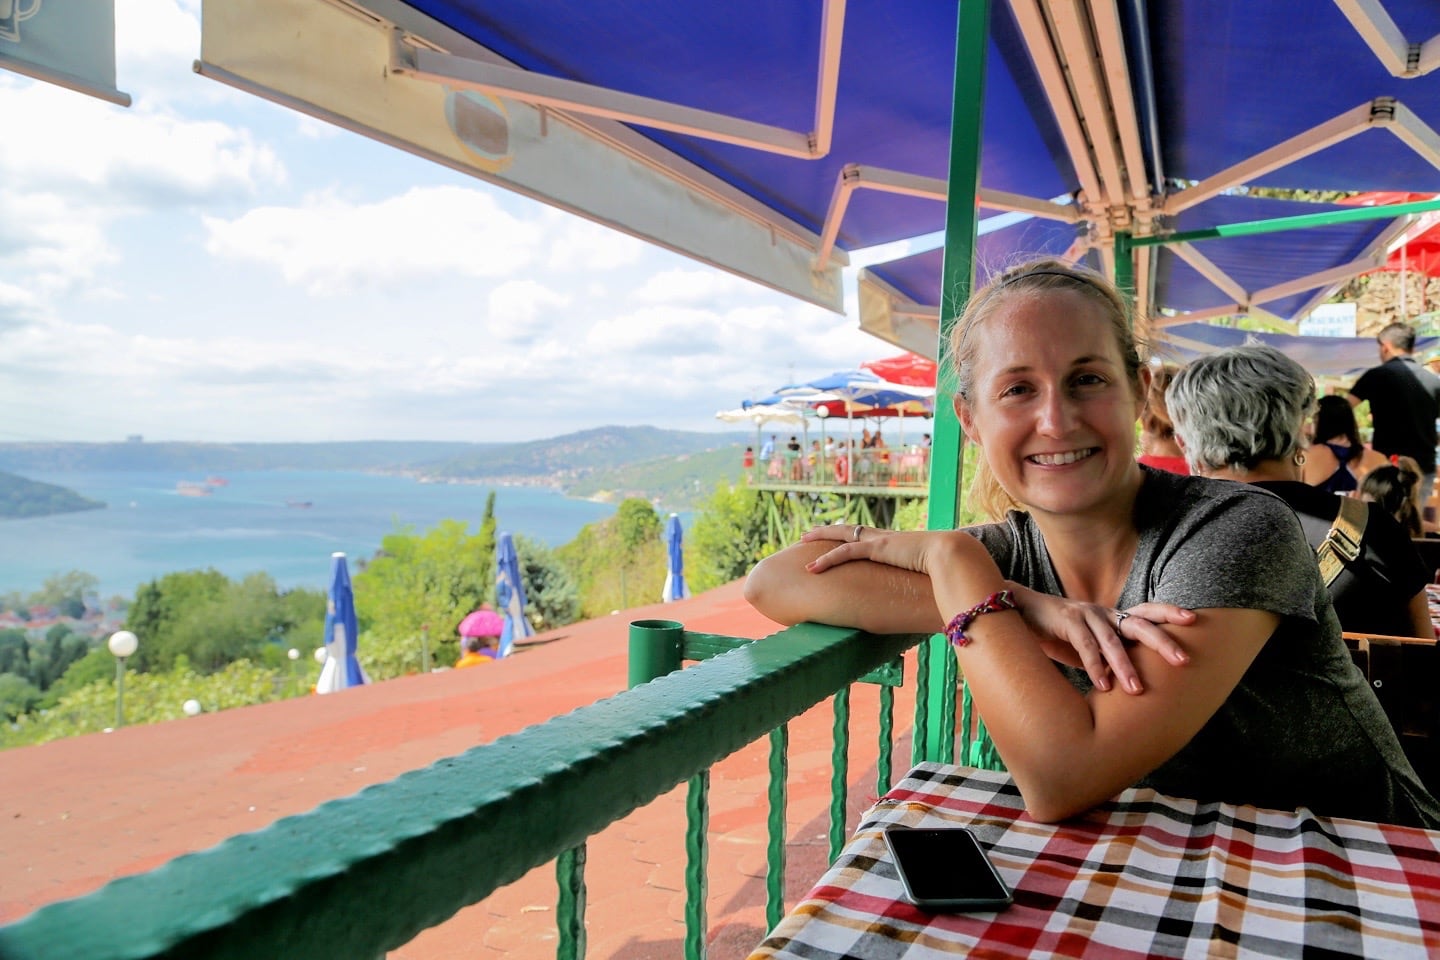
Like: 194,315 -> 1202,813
314,646 -> 327,664
182,699 -> 202,717
107,631 -> 139,728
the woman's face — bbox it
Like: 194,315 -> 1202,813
956,288 -> 1145,518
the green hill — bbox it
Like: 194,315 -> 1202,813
566,444 -> 748,509
0,471 -> 104,519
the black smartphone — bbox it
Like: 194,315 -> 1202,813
883,826 -> 1013,912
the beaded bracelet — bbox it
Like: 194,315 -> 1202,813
943,589 -> 1018,647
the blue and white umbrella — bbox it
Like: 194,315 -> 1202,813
316,551 -> 368,694
662,513 -> 688,603
495,532 -> 533,658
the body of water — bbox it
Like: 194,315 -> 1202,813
1,470 -> 616,600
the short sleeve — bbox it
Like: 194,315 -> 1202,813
1150,487 -> 1319,623
963,518 -> 1018,578
1349,368 -> 1376,404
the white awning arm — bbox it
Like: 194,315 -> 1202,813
387,0 -> 845,160
1333,0 -> 1440,77
1163,102 -> 1378,215
1169,242 -> 1249,305
1151,304 -> 1245,328
1008,0 -> 1106,209
812,166 -> 1077,271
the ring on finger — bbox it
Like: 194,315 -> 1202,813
852,524 -> 864,542
1115,611 -> 1131,630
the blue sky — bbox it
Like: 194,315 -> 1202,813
0,1 -> 921,444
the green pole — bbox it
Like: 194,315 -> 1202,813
628,619 -> 684,688
114,658 -> 126,729
920,0 -> 993,765
1114,231 -> 1134,323
1129,196 -> 1440,248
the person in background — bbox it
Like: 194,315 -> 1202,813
746,259 -> 1439,827
1136,361 -> 1188,475
1349,322 -> 1440,502
921,433 -> 932,448
743,446 -> 755,470
1362,462 -> 1425,538
760,434 -> 776,463
1303,395 -> 1387,494
1168,344 -> 1433,641
455,635 -> 495,668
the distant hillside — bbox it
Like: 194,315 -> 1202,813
422,426 -> 748,484
0,470 -> 104,519
567,444 -> 748,509
0,441 -> 487,473
0,428 -> 753,514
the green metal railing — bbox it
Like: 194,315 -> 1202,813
0,620 -> 925,960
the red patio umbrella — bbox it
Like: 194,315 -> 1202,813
860,353 -> 937,387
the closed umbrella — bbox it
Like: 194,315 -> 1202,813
495,532 -> 533,658
662,513 -> 688,603
316,551 -> 368,693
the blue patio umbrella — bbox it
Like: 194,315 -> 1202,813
316,551 -> 368,694
662,513 -> 688,603
495,532 -> 533,658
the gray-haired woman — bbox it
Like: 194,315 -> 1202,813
1167,344 -> 1432,641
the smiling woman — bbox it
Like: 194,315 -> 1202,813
745,258 -> 1440,829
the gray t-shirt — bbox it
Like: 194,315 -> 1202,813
967,467 -> 1440,828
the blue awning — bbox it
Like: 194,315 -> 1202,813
199,0 -> 1440,343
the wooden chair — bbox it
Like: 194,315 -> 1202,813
1342,632 -> 1438,797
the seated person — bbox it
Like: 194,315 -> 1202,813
1166,345 -> 1432,641
455,635 -> 497,668
1135,362 -> 1187,474
1302,395 -> 1388,494
1362,462 -> 1425,538
745,259 -> 1440,828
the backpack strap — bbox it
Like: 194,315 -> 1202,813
1317,496 -> 1368,587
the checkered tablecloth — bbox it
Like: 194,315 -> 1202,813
750,763 -> 1440,959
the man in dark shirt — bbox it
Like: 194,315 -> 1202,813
1349,322 -> 1440,500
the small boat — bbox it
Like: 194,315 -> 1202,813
204,476 -> 229,487
286,499 -> 314,509
176,481 -> 212,497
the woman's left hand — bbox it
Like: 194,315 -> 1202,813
1007,584 -> 1192,694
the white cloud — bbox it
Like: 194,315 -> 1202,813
486,280 -> 570,342
543,212 -> 645,272
203,186 -> 544,295
631,268 -> 751,305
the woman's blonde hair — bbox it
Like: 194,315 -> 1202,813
946,258 -> 1145,520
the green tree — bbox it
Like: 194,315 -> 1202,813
29,571 -> 99,618
0,673 -> 41,720
355,515 -> 496,677
557,498 -> 666,617
514,534 -> 579,631
124,569 -> 324,675
0,629 -> 31,681
32,626 -> 90,690
40,646 -> 116,708
687,484 -> 774,592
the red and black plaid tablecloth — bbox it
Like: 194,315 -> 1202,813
751,763 -> 1440,959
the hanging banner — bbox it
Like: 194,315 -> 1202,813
0,0 -> 130,106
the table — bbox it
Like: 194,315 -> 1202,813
750,763 -> 1440,959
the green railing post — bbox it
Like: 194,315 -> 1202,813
764,725 -> 788,932
556,844 -> 586,960
684,771 -> 709,960
828,686 -> 850,863
629,619 -> 684,688
920,0 -> 993,765
1114,231 -> 1134,304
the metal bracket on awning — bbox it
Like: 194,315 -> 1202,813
386,0 -> 844,160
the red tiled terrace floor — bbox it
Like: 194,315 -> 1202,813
0,580 -> 919,959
